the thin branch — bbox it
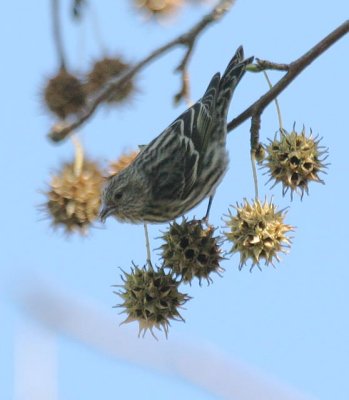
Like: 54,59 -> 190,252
250,113 -> 261,199
72,0 -> 87,20
248,59 -> 289,72
173,45 -> 194,105
250,113 -> 261,152
52,0 -> 66,70
174,0 -> 236,104
263,71 -> 284,130
228,20 -> 349,137
48,0 -> 236,143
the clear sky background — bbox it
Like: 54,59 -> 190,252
1,1 -> 349,399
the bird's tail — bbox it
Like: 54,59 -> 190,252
216,46 -> 254,120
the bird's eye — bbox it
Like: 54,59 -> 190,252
114,192 -> 123,200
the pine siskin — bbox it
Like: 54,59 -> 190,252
100,47 -> 253,223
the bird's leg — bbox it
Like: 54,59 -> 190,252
202,195 -> 214,224
143,223 -> 153,268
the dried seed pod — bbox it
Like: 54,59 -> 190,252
108,150 -> 139,176
44,159 -> 103,235
161,218 -> 224,284
85,57 -> 135,104
133,0 -> 183,17
116,264 -> 190,338
264,127 -> 328,198
224,198 -> 294,270
44,69 -> 86,118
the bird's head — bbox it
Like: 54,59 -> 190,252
99,167 -> 146,224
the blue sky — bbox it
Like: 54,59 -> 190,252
1,1 -> 349,399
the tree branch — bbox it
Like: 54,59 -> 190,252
173,0 -> 236,104
173,44 -> 194,105
48,0 -> 236,143
248,59 -> 289,72
228,20 -> 349,144
52,0 -> 66,70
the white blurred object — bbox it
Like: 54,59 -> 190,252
14,281 -> 315,400
14,321 -> 58,400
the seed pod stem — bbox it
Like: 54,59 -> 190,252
263,71 -> 284,131
72,135 -> 84,177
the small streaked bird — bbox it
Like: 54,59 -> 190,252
100,46 -> 253,224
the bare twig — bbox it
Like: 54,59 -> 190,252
72,0 -> 87,20
263,71 -> 284,130
174,68 -> 191,105
248,59 -> 289,72
250,113 -> 261,152
52,0 -> 66,70
174,0 -> 237,104
228,19 -> 349,147
48,0 -> 236,143
174,47 -> 194,105
48,13 -> 348,145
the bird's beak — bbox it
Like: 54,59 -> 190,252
99,205 -> 114,223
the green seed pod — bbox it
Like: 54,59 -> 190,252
264,127 -> 328,198
225,198 -> 294,270
116,264 -> 190,338
161,218 -> 224,284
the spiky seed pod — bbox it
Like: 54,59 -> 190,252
160,218 -> 224,284
44,160 -> 103,234
116,264 -> 190,338
108,150 -> 139,176
85,57 -> 135,104
225,199 -> 294,270
44,69 -> 86,118
133,0 -> 183,17
264,127 -> 328,198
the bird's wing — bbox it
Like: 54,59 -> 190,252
135,73 -> 221,201
191,72 -> 221,151
136,118 -> 199,200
